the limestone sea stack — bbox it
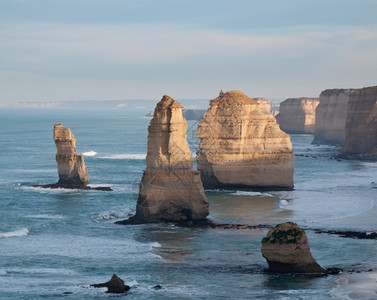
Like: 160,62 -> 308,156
196,91 -> 294,191
339,86 -> 377,160
54,123 -> 89,187
125,95 -> 209,223
312,89 -> 352,145
261,222 -> 326,275
275,98 -> 319,134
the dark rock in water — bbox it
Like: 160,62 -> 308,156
261,222 -> 326,275
326,267 -> 343,275
91,274 -> 130,294
314,229 -> 377,239
152,284 -> 163,290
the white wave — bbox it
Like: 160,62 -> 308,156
26,214 -> 65,219
82,150 -> 97,157
100,154 -> 146,160
94,209 -> 131,221
150,242 -> 162,248
278,199 -> 290,207
0,269 -> 6,276
126,280 -> 139,287
0,228 -> 29,238
230,191 -> 273,197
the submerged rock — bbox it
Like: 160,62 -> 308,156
123,95 -> 209,224
275,98 -> 319,134
91,274 -> 130,293
312,89 -> 352,146
261,222 -> 326,275
196,90 -> 294,191
339,86 -> 377,160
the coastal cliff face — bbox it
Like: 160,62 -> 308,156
255,98 -> 271,114
54,123 -> 89,186
340,86 -> 377,160
196,91 -> 294,191
131,95 -> 209,223
312,89 -> 352,145
275,98 -> 319,134
261,222 -> 326,274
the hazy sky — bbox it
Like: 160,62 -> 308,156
1,0 -> 377,103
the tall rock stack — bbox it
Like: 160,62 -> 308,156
255,98 -> 271,115
340,86 -> 377,160
312,89 -> 352,145
275,98 -> 319,134
129,95 -> 209,223
196,91 -> 294,191
54,123 -> 89,186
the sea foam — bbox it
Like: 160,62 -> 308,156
82,150 -> 98,157
0,228 -> 29,238
100,154 -> 146,160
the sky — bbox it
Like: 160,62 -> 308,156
1,0 -> 377,103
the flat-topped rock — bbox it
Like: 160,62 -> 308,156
339,86 -> 377,160
275,98 -> 319,134
261,222 -> 326,275
196,91 -> 294,191
124,95 -> 209,223
312,89 -> 353,145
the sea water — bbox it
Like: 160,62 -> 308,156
0,106 -> 376,299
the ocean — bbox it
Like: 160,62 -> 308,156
0,104 -> 376,299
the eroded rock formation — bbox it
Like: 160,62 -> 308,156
275,98 -> 319,134
339,86 -> 377,160
125,95 -> 209,223
312,89 -> 352,145
255,98 -> 271,115
261,222 -> 326,275
54,123 -> 89,186
196,91 -> 294,191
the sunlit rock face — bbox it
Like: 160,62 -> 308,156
312,89 -> 352,146
275,98 -> 319,134
339,86 -> 377,160
54,123 -> 89,186
261,222 -> 326,275
196,91 -> 294,191
130,95 -> 209,223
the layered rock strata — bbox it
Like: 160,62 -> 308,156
261,222 -> 326,275
275,98 -> 319,134
196,91 -> 294,191
37,124 -> 111,191
53,123 -> 89,186
312,89 -> 352,145
339,86 -> 377,160
125,95 -> 209,223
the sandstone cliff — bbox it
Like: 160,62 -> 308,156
312,89 -> 353,145
339,86 -> 377,160
255,98 -> 271,115
196,91 -> 294,191
128,95 -> 209,223
275,98 -> 319,134
261,222 -> 326,275
54,123 -> 89,186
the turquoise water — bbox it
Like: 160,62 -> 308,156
0,106 -> 376,299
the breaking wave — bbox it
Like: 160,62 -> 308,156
100,154 -> 146,160
0,228 -> 29,238
82,150 -> 98,157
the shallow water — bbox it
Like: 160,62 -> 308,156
0,107 -> 376,299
